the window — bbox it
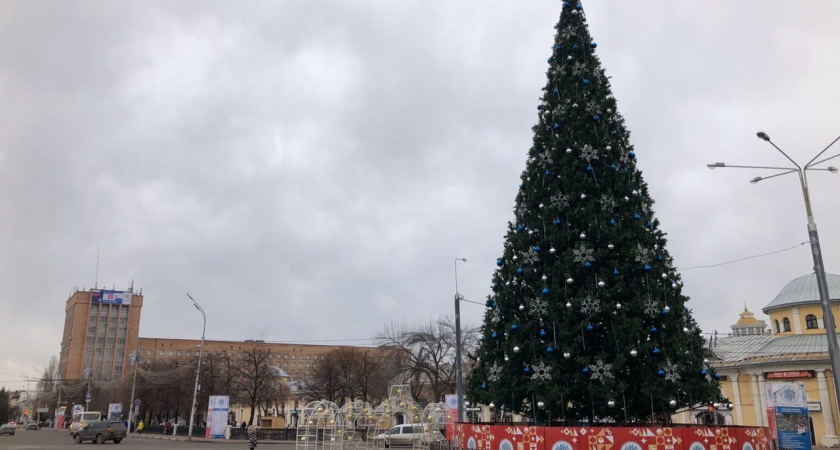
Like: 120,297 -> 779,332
109,316 -> 117,323
177,351 -> 182,356
118,338 -> 125,345
306,362 -> 310,368
169,350 -> 174,356
117,347 -> 124,355
291,355 -> 295,360
283,362 -> 288,367
159,350 -> 164,356
186,351 -> 191,356
306,355 -> 310,360
783,317 -> 791,332
91,305 -> 99,314
284,354 -> 288,360
89,326 -> 97,334
775,320 -> 780,333
120,307 -> 128,317
806,314 -> 818,329
87,336 -> 94,344
120,318 -> 127,324
100,316 -> 108,323
107,347 -> 114,354
107,337 -> 115,344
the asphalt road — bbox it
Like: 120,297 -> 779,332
0,428 -> 298,449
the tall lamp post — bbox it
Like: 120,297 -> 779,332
708,131 -> 840,412
186,293 -> 207,442
454,257 -> 468,423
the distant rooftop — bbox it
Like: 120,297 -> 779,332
762,273 -> 840,313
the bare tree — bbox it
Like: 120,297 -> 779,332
376,317 -> 478,404
303,352 -> 343,403
232,347 -> 284,425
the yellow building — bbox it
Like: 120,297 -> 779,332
708,273 -> 840,447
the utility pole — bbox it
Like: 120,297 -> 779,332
55,375 -> 62,429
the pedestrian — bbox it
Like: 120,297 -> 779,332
241,421 -> 247,432
248,425 -> 259,450
123,418 -> 128,430
165,420 -> 173,435
137,420 -> 144,435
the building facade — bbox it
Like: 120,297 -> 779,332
708,273 -> 840,447
58,289 -> 143,382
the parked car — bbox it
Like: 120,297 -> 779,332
25,422 -> 39,430
373,424 -> 430,447
71,420 -> 126,444
0,423 -> 15,436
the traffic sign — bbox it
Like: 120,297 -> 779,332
85,393 -> 91,403
134,399 -> 141,407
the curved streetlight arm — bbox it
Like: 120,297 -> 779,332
807,152 -> 840,170
707,162 -> 795,171
805,135 -> 840,169
750,169 -> 798,184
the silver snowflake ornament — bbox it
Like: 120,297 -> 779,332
634,243 -> 652,265
600,195 -> 616,212
572,243 -> 594,263
490,309 -> 501,324
662,360 -> 681,382
580,144 -> 599,162
643,297 -> 658,317
530,361 -> 552,381
537,151 -> 553,167
580,296 -> 601,315
551,192 -> 569,209
588,360 -> 614,383
572,61 -> 587,76
522,248 -> 540,265
530,298 -> 548,316
487,363 -> 502,382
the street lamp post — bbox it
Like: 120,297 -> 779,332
708,131 -> 840,414
454,257 -> 468,423
186,293 -> 207,442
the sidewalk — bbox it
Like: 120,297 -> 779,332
128,433 -> 293,445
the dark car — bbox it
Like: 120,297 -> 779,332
0,423 -> 15,436
71,421 -> 126,444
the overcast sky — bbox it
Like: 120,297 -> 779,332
2,1 -> 839,390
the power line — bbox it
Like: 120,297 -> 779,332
682,241 -> 807,271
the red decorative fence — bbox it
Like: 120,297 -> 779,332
452,424 -> 771,450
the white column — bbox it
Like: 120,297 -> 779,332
731,374 -> 743,425
757,374 -> 768,426
817,369 -> 838,445
792,307 -> 802,334
751,374 -> 762,426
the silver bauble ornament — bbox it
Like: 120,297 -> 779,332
528,230 -> 534,235
566,148 -> 572,153
606,145 -> 612,151
607,400 -> 616,408
566,55 -> 573,61
519,304 -> 525,311
563,352 -> 571,359
580,193 -> 586,200
580,232 -> 586,239
549,247 -> 556,254
566,277 -> 574,284
537,401 -> 545,409
616,302 -> 622,310
539,203 -> 544,209
630,349 -> 638,357
513,346 -> 520,353
683,327 -> 691,334
661,273 -> 668,279
663,306 -> 671,313
669,400 -> 677,408
571,9 -> 578,14
598,281 -> 605,288
624,196 -> 630,201
504,354 -> 509,361
489,402 -> 495,409
541,275 -> 547,281
632,190 -> 639,196
607,243 -> 615,250
672,283 -> 678,289
512,255 -> 518,261
566,301 -> 572,308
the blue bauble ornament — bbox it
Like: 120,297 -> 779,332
610,164 -> 617,170
657,255 -> 664,261
524,367 -> 531,374
576,4 -> 582,9
555,45 -> 562,51
658,369 -> 665,377
496,259 -> 503,266
539,329 -> 547,338
545,170 -> 551,176
610,219 -> 616,225
587,165 -> 593,172
646,222 -> 653,228
493,301 -> 497,308
634,214 -> 641,220
593,115 -> 600,121
516,268 -> 523,274
481,383 -> 487,390
492,332 -> 498,339
714,373 -> 721,380
519,184 -> 524,189
517,224 -> 525,231
554,219 -> 562,225
583,367 -> 590,374
701,369 -> 708,376
492,282 -> 498,288
613,269 -> 620,275
583,79 -> 589,85
511,324 -> 518,331
629,152 -> 636,158
586,324 -> 594,331
644,265 -> 651,271
653,348 -> 660,355
534,246 -> 541,252
537,105 -> 543,110
661,308 -> 669,316
547,57 -> 553,63
482,336 -> 486,341
546,346 -> 553,353
650,326 -> 658,333
584,262 -> 592,268
553,88 -> 559,93
542,288 -> 549,295
563,1 -> 569,6
573,44 -> 579,50
592,42 -> 597,48
485,301 -> 492,307
553,123 -> 560,130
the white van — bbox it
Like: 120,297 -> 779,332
69,412 -> 101,433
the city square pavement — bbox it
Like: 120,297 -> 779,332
0,427 -> 298,449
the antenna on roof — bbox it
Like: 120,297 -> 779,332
94,245 -> 101,289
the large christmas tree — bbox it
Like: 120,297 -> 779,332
467,1 -> 721,424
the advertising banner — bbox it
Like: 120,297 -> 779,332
72,405 -> 84,415
207,395 -> 230,439
108,403 -> 122,421
769,382 -> 812,450
91,290 -> 132,305
445,394 -> 458,440
56,406 -> 67,429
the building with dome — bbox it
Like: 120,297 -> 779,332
707,273 -> 840,446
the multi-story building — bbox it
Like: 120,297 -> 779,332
58,289 -> 143,382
